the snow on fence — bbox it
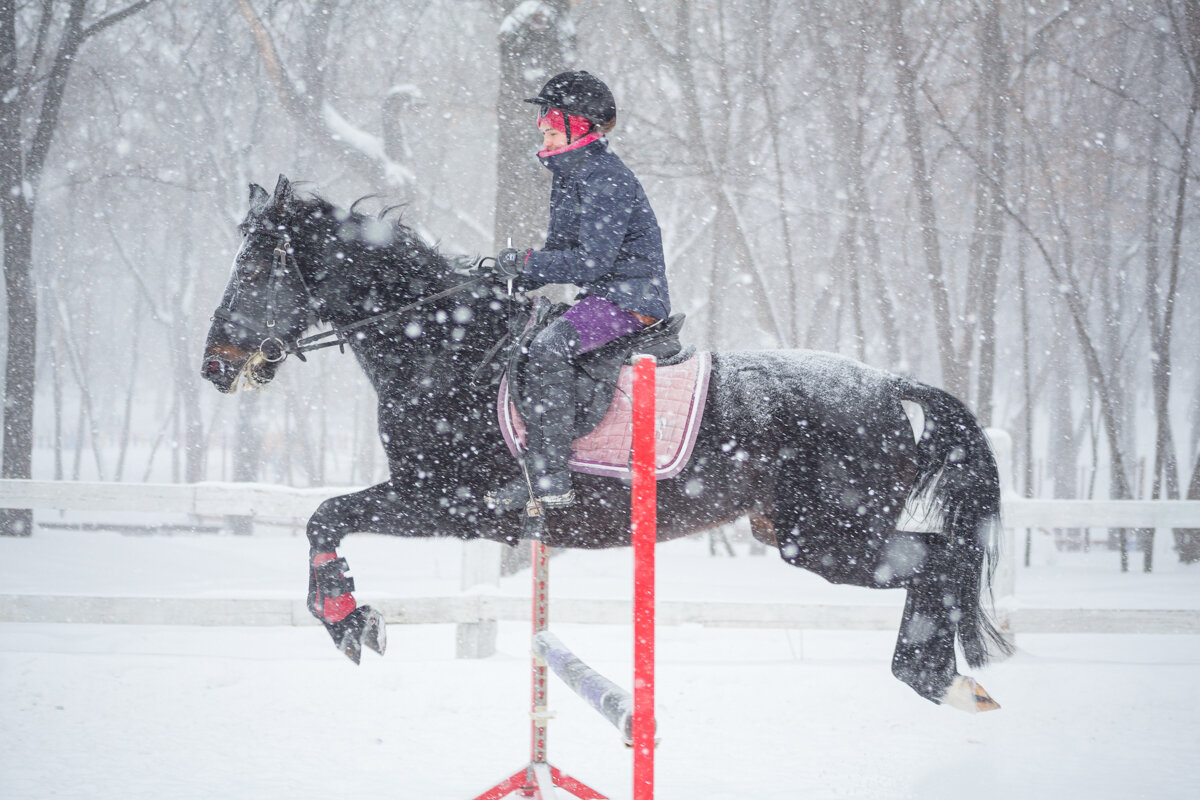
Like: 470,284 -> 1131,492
0,479 -> 334,519
3,478 -> 1200,636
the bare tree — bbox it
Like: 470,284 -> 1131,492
886,0 -> 962,397
625,0 -> 786,349
1158,0 -> 1200,560
808,0 -> 901,366
0,0 -> 159,535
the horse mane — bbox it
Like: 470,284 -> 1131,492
280,188 -> 450,283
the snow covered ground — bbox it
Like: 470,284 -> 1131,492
2,528 -> 1198,799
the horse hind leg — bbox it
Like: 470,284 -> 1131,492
768,476 -> 1001,710
892,586 -> 998,712
890,536 -> 999,713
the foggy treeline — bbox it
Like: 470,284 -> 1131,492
2,2 -> 1198,545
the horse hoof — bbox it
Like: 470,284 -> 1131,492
329,606 -> 386,663
337,630 -> 363,665
943,675 -> 1001,713
361,606 -> 387,656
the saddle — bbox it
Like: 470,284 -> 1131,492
494,299 -> 711,480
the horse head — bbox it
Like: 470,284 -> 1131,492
202,175 -> 324,393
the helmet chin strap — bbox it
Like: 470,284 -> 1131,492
538,108 -> 591,145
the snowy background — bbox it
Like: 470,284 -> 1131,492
3,2 -> 1200,798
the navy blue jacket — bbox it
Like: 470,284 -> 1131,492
523,138 -> 671,320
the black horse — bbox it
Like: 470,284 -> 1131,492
202,176 -> 1010,712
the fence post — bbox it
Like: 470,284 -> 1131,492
987,428 -> 1016,601
457,539 -> 501,658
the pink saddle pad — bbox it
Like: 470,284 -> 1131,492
498,351 -> 711,480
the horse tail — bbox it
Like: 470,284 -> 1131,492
902,380 -> 1013,669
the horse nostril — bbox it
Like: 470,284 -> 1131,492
206,360 -> 223,376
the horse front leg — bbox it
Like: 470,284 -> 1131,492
305,482 -> 411,663
307,549 -> 386,664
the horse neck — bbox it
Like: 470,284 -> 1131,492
304,239 -> 504,401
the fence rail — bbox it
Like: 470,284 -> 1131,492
6,479 -> 1200,527
0,479 -> 336,519
3,479 -> 1199,635
3,593 -> 1196,634
1002,499 -> 1200,529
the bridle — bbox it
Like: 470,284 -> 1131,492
211,236 -> 311,363
210,230 -> 489,366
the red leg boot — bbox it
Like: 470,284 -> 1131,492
308,549 -> 386,663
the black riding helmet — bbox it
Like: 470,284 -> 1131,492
524,70 -> 616,127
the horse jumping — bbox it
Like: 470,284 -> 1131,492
201,176 -> 1010,712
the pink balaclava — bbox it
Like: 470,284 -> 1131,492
537,108 -> 593,143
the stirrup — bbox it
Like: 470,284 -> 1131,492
484,476 -> 532,512
485,473 -> 575,513
524,487 -> 575,515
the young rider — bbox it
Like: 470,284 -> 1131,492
486,70 -> 671,512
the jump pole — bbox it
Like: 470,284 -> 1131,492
630,354 -> 657,800
472,355 -> 657,800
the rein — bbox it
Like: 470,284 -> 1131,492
293,273 -> 488,356
212,234 -> 489,364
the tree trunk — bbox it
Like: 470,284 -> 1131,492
1163,6 -> 1200,559
114,295 -> 143,482
973,0 -> 1009,426
760,1 -> 800,347
674,5 -> 785,348
811,5 -> 901,366
0,203 -> 37,535
886,0 -> 963,397
494,0 -> 572,253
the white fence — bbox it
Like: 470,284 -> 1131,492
2,479 -> 1199,638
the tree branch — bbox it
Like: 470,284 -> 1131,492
25,0 -> 161,188
26,0 -> 87,186
80,0 -> 161,41
233,0 -> 304,117
21,1 -> 56,97
623,0 -> 676,64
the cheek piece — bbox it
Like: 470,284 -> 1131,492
537,108 -> 592,144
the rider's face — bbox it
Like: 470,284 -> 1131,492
539,120 -> 568,152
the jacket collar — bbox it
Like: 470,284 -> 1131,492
538,136 -> 607,176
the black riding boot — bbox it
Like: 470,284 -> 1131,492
487,363 -> 576,513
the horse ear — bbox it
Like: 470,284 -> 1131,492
272,174 -> 292,206
248,183 -> 268,210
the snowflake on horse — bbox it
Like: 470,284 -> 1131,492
201,72 -> 1010,713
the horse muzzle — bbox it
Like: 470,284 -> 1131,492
202,346 -> 245,394
204,343 -> 283,395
